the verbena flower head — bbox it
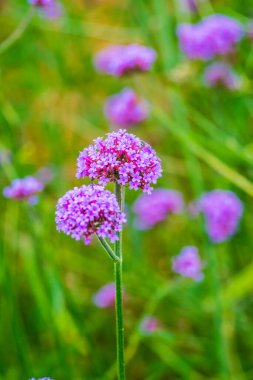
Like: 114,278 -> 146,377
94,44 -> 157,76
172,246 -> 203,281
177,14 -> 243,60
55,185 -> 126,245
140,316 -> 160,333
104,88 -> 149,128
92,283 -> 116,308
76,130 -> 162,193
199,190 -> 243,243
204,62 -> 240,89
3,176 -> 44,201
133,189 -> 184,229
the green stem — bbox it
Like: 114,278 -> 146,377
0,9 -> 34,55
96,235 -> 120,263
114,182 -> 126,380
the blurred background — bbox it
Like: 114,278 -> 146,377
1,0 -> 253,379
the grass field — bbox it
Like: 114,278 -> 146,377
1,1 -> 253,379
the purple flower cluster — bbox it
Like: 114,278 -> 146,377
92,283 -> 116,308
199,190 -> 243,243
94,44 -> 157,76
55,185 -> 126,244
177,14 -> 243,60
204,62 -> 240,89
3,176 -> 44,201
133,189 -> 184,229
104,88 -> 149,128
172,246 -> 203,281
76,130 -> 162,193
28,0 -> 62,19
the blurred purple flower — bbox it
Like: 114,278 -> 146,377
177,14 -> 243,60
92,283 -> 116,308
172,246 -> 204,281
43,1 -> 62,19
133,189 -> 184,230
55,184 -> 126,245
104,88 -> 149,128
29,0 -> 52,5
199,190 -> 243,243
204,62 -> 240,89
140,316 -> 160,333
94,44 -> 157,76
28,0 -> 63,19
76,129 -> 162,194
3,176 -> 44,201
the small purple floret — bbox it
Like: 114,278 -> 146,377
55,184 -> 126,244
104,88 -> 149,128
172,246 -> 204,281
133,189 -> 184,229
94,44 -> 157,76
76,130 -> 162,193
177,14 -> 243,60
3,176 -> 44,201
92,283 -> 116,308
204,62 -> 240,89
199,190 -> 243,243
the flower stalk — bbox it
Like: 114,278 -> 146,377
114,182 -> 126,380
96,235 -> 120,263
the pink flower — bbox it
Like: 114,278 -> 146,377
76,130 -> 162,193
204,62 -> 240,90
199,190 -> 243,243
94,44 -> 157,76
104,88 -> 149,128
172,246 -> 204,281
92,283 -> 116,308
133,189 -> 184,229
177,14 -> 243,60
28,0 -> 63,19
55,185 -> 126,244
3,176 -> 44,201
29,0 -> 52,5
